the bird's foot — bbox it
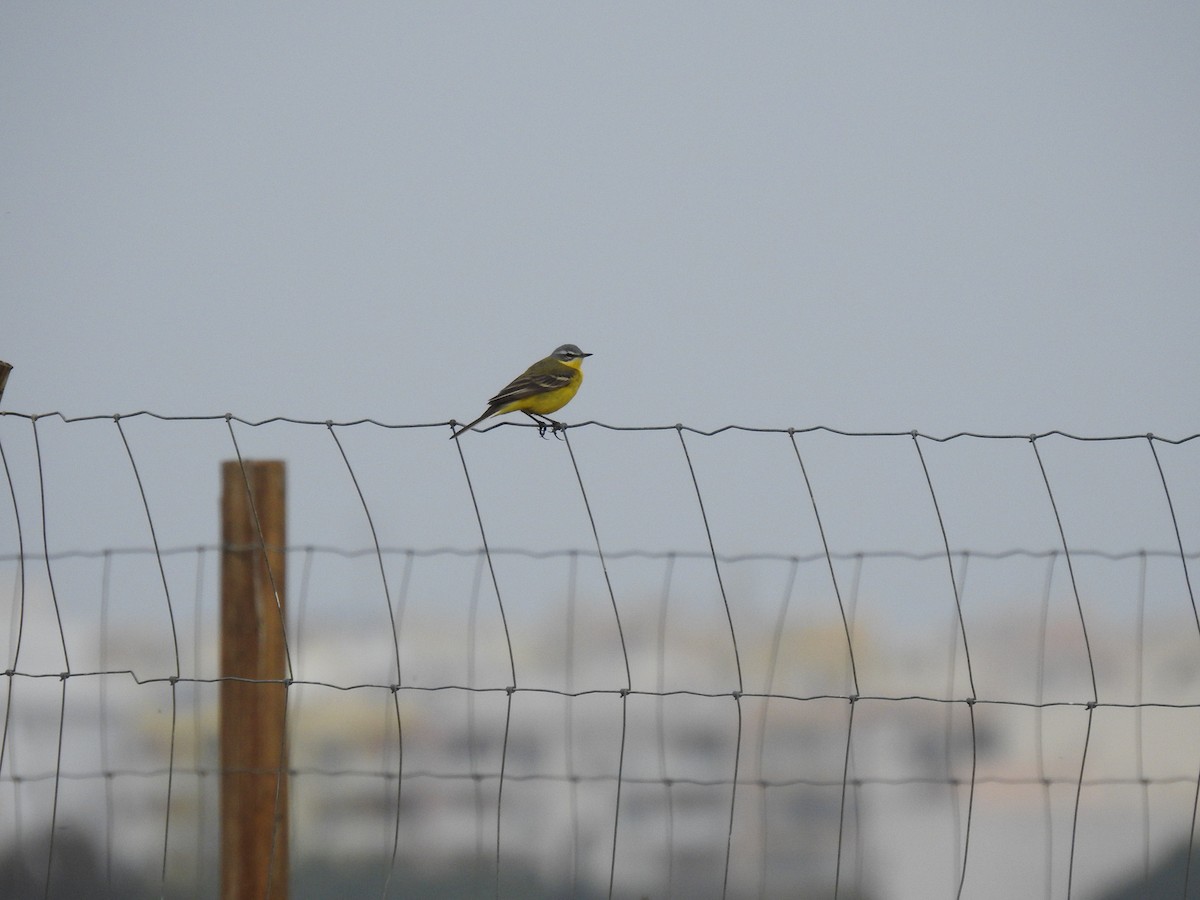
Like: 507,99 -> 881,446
535,418 -> 566,440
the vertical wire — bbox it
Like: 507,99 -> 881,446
912,434 -> 977,698
846,553 -> 867,894
190,546 -> 209,892
912,434 -> 977,898
1147,436 -> 1200,897
449,435 -> 517,898
0,427 -> 27,781
958,703 -> 979,900
495,689 -> 514,900
326,423 -> 407,896
788,431 -> 864,898
45,676 -> 68,899
223,416 -> 294,680
113,416 -> 181,672
32,416 -> 68,897
833,697 -> 857,900
31,417 -> 68,669
326,425 -> 402,682
1029,437 -> 1097,705
722,699 -> 745,900
675,429 -> 743,690
1146,437 -> 1200,637
0,426 -> 29,891
223,418 -> 292,900
1030,436 -> 1098,899
1066,707 -> 1096,900
942,552 -> 972,898
3,669 -> 25,896
383,688 -> 404,900
451,431 -> 516,689
113,415 -> 181,890
675,428 -> 743,900
560,430 -> 631,898
561,432 -> 630,689
382,552 -> 413,897
788,432 -> 860,693
605,691 -> 629,900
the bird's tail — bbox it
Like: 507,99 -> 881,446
450,412 -> 491,439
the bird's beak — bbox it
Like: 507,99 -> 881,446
581,351 -> 593,358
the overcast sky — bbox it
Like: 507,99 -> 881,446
4,4 -> 1198,436
3,3 -> 1199,624
2,3 -> 1199,639
3,11 -> 1200,895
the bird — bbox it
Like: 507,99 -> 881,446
451,343 -> 592,439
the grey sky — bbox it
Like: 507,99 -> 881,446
4,5 -> 1198,435
3,9 -> 1200,897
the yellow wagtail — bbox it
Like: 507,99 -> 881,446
451,343 -> 592,439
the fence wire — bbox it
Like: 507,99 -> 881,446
1,413 -> 1198,899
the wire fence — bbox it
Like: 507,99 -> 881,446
1,413 -> 1199,899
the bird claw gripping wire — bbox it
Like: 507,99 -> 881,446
536,418 -> 567,440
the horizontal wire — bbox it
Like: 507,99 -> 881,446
1,670 -> 1195,711
3,768 -> 1197,790
2,545 -> 1195,564
1,410 -> 1197,444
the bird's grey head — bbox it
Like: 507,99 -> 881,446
552,344 -> 592,361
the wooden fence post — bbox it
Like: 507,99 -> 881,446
220,460 -> 288,900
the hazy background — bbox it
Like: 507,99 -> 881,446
3,5 -> 1200,899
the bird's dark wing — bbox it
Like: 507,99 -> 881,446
486,360 -> 574,408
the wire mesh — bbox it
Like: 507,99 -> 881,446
1,413 -> 1198,899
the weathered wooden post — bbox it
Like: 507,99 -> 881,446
220,460 -> 288,899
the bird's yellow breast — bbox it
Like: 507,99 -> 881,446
497,371 -> 582,416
